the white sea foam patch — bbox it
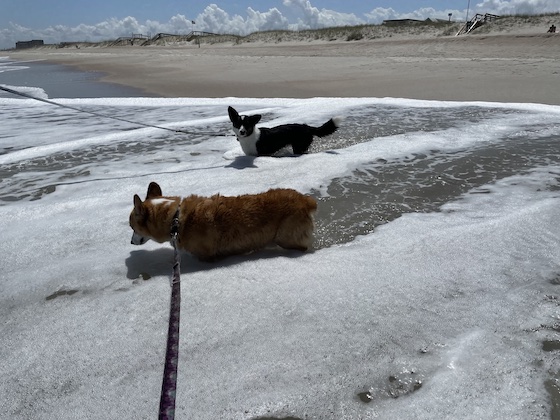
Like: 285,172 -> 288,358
14,109 -> 556,201
2,95 -> 560,419
0,83 -> 47,98
0,65 -> 28,73
1,164 -> 558,419
1,96 -> 560,162
1,96 -> 559,174
27,113 -> 540,202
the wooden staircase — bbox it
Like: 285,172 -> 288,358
456,13 -> 500,35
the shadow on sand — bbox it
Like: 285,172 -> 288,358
225,155 -> 258,169
125,246 -> 311,280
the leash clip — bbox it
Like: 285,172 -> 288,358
170,209 -> 180,238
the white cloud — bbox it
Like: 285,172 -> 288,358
364,7 -> 466,24
196,4 -> 245,35
246,7 -> 289,32
195,4 -> 288,35
282,0 -> 362,30
363,7 -> 398,23
473,0 -> 560,15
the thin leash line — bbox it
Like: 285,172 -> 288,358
0,84 -> 230,137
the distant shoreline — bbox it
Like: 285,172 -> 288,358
8,17 -> 560,104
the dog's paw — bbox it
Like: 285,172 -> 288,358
222,149 -> 244,160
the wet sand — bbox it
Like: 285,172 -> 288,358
9,33 -> 560,105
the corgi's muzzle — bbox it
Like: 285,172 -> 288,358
232,124 -> 248,139
131,231 -> 149,245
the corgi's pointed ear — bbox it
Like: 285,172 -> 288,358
228,106 -> 239,122
249,114 -> 262,125
146,182 -> 162,199
133,194 -> 145,216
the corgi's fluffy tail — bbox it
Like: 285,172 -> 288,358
314,116 -> 343,138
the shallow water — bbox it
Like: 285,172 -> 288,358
0,59 -> 153,98
314,130 -> 560,248
2,102 -> 558,254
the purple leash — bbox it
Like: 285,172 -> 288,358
159,211 -> 181,420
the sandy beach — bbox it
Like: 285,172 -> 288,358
8,28 -> 560,105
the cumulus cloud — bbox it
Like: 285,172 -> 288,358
365,7 -> 466,24
196,4 -> 245,35
196,4 -> 288,35
1,0 -> 558,49
473,0 -> 559,15
282,0 -> 362,30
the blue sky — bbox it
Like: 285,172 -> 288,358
1,0 -> 558,49
2,1 -> 466,27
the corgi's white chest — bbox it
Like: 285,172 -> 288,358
238,129 -> 260,156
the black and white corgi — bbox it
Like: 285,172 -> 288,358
228,106 -> 342,156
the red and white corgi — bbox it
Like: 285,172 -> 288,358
129,182 -> 317,261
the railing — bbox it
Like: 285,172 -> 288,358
104,31 -> 219,47
456,13 -> 500,36
109,34 -> 149,46
142,31 -> 218,45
